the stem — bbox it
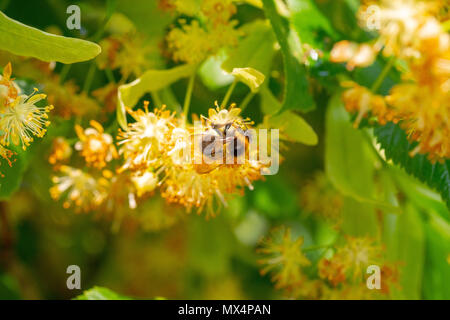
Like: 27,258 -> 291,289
220,79 -> 237,109
302,242 -> 335,252
239,91 -> 255,111
83,62 -> 96,93
59,64 -> 72,84
151,91 -> 162,107
371,57 -> 395,94
183,73 -> 196,122
105,69 -> 116,83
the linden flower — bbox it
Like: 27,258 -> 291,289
0,89 -> 53,150
101,170 -> 140,213
300,172 -> 343,226
117,103 -> 175,173
0,62 -> 20,107
43,77 -> 100,119
359,0 -> 440,58
319,236 -> 383,285
161,105 -> 267,217
131,170 -> 158,197
258,227 -> 311,289
48,137 -> 72,166
342,81 -> 401,127
97,33 -> 153,78
50,165 -> 108,212
201,0 -> 237,26
75,120 -> 118,169
166,19 -> 239,64
161,164 -> 223,216
330,41 -> 377,70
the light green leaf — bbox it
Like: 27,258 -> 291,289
260,86 -> 281,115
117,64 -> 196,128
268,111 -> 318,145
0,11 -> 101,64
231,67 -> 265,93
75,286 -> 132,300
262,0 -> 315,113
198,51 -> 234,90
383,204 -> 425,299
423,214 -> 450,299
325,95 -> 398,212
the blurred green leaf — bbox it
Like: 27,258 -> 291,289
262,0 -> 315,113
384,204 -> 425,299
222,20 -> 276,77
423,214 -> 450,299
0,11 -> 101,64
75,286 -> 132,300
0,144 -> 31,200
325,95 -> 396,213
288,0 -> 337,48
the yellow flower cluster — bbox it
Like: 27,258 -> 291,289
0,63 -> 52,176
166,0 -> 240,64
258,228 -> 399,300
332,0 -> 450,162
0,54 -> 100,119
50,102 -> 269,219
97,32 -> 154,79
300,172 -> 343,227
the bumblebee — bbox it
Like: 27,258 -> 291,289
193,105 -> 253,174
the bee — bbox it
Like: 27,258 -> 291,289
192,106 -> 253,174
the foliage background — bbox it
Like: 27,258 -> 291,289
0,0 -> 448,300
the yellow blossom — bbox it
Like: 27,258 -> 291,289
258,227 -> 311,289
330,40 -> 377,70
75,120 -> 118,169
0,89 -> 53,150
318,236 -> 383,285
50,165 -> 108,212
48,137 -> 72,166
300,172 -> 343,226
201,0 -> 237,26
0,62 -> 20,107
97,33 -> 154,78
117,103 -> 175,173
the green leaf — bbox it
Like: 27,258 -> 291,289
374,122 -> 450,209
267,111 -> 318,145
198,52 -> 234,90
0,144 -> 31,200
0,11 -> 101,64
117,64 -> 197,128
383,204 -> 425,299
222,21 -> 276,77
288,0 -> 337,48
325,95 -> 397,212
261,0 -> 315,113
423,214 -> 450,299
75,286 -> 132,300
340,196 -> 378,237
259,86 -> 281,115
